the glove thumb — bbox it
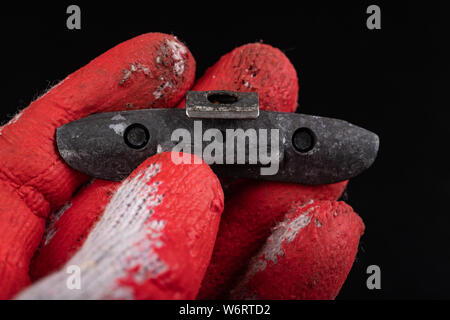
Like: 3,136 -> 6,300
16,152 -> 224,299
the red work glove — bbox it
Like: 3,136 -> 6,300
0,32 -> 364,300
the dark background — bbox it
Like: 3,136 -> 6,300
0,2 -> 446,299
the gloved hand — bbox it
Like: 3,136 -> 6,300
0,33 -> 364,300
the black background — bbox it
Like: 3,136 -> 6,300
0,2 -> 446,299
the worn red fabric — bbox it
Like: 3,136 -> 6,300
230,200 -> 365,299
116,152 -> 224,299
176,43 -> 299,112
198,181 -> 348,299
0,33 -> 196,299
18,152 -> 224,300
29,180 -> 119,281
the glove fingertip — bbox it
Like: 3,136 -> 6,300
177,42 -> 298,113
198,180 -> 347,299
230,200 -> 364,300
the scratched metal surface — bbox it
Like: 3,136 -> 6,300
56,108 -> 379,184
